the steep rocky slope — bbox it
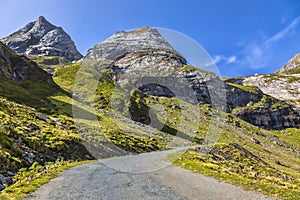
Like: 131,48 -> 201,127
87,27 -> 181,61
86,27 -> 224,105
234,53 -> 300,108
225,77 -> 300,129
1,16 -> 82,61
0,42 -> 53,83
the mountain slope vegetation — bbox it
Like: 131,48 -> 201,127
0,23 -> 299,200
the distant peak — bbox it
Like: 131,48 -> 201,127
38,16 -> 46,22
275,53 -> 300,74
0,16 -> 82,60
35,16 -> 53,26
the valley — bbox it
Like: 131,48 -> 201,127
0,16 -> 299,200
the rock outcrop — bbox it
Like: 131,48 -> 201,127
232,96 -> 300,129
0,42 -> 53,83
1,16 -> 82,61
225,53 -> 300,129
237,74 -> 300,109
84,27 -> 299,130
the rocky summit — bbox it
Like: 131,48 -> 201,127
86,27 -> 184,61
0,16 -> 82,61
275,53 -> 300,74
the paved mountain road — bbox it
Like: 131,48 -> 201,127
24,149 -> 276,200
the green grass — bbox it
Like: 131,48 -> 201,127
28,55 -> 71,74
273,128 -> 300,150
226,82 -> 261,94
170,143 -> 300,200
0,160 -> 94,200
180,65 -> 214,74
53,61 -> 82,92
169,119 -> 300,200
0,96 -> 92,175
0,67 -> 96,192
0,76 -> 71,115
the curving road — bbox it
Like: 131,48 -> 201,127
24,149 -> 277,200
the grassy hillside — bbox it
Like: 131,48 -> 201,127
170,125 -> 300,199
27,56 -> 71,75
0,80 -> 95,198
0,54 -> 299,200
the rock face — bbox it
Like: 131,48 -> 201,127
226,53 -> 300,129
225,84 -> 263,110
0,42 -> 53,83
275,54 -> 300,74
238,74 -> 300,109
232,97 -> 300,129
85,27 -> 299,130
1,16 -> 82,61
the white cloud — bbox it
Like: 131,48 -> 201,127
227,56 -> 236,64
212,55 -> 237,65
265,16 -> 300,45
213,55 -> 222,64
237,16 -> 300,69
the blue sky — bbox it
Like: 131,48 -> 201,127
1,0 -> 300,77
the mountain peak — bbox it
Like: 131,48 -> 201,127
275,53 -> 300,74
34,16 -> 55,28
86,27 -> 184,62
37,16 -> 47,22
0,17 -> 82,61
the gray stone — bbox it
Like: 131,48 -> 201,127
7,171 -> 14,176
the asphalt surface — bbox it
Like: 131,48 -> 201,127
24,149 -> 277,200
